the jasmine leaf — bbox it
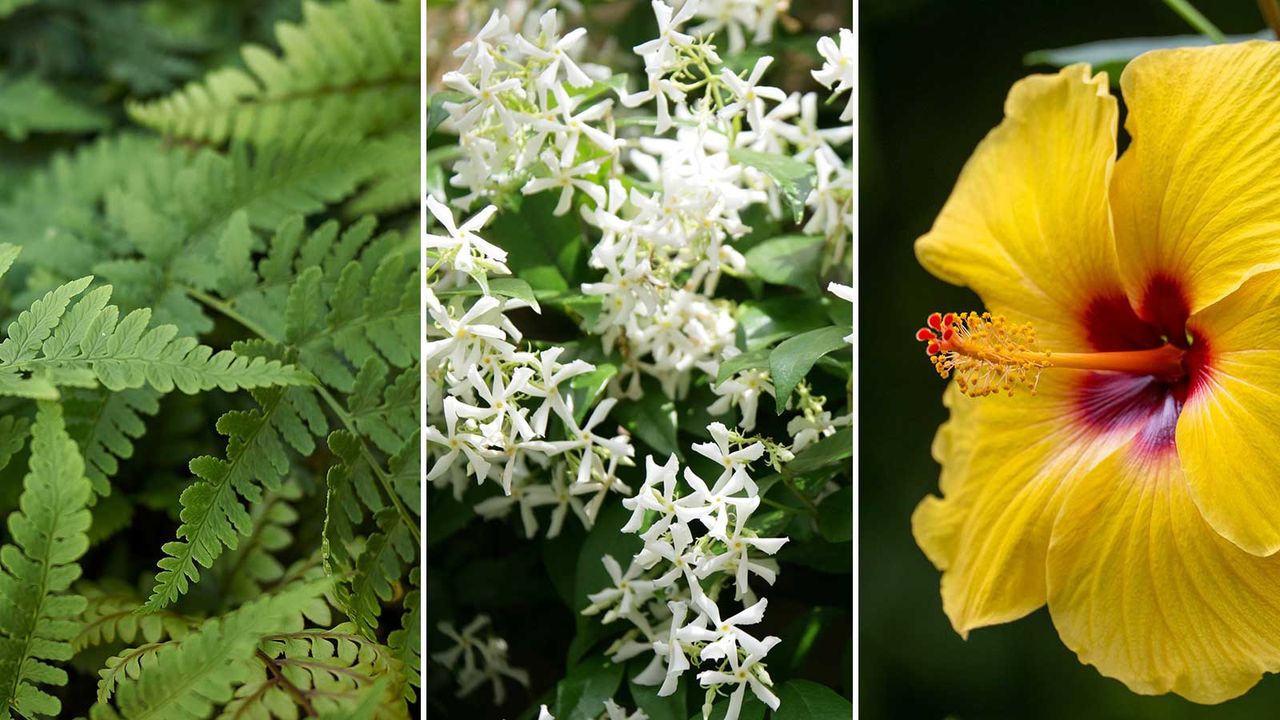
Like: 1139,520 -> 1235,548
428,90 -> 466,137
773,679 -> 854,719
769,326 -> 849,411
569,363 -> 617,425
744,235 -> 825,293
728,148 -> 816,222
555,657 -> 623,720
716,347 -> 770,384
818,485 -> 853,542
614,380 -> 678,456
788,427 -> 852,474
437,277 -> 541,312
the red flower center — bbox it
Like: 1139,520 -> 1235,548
1075,274 -> 1213,455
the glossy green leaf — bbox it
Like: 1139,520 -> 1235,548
728,148 -> 816,222
769,326 -> 849,411
744,235 -> 825,293
773,679 -> 853,720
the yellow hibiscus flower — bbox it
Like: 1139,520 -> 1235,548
912,42 -> 1280,703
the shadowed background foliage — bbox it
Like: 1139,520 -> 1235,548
859,1 -> 1279,718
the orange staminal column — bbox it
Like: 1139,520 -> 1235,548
916,311 -> 1186,398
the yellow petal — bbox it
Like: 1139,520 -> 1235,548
913,374 -> 1138,637
1112,42 -> 1280,315
1048,448 -> 1280,704
1178,269 -> 1280,556
914,64 -> 1120,349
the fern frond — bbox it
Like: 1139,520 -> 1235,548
229,623 -> 408,718
0,415 -> 30,475
145,344 -> 328,611
0,74 -> 109,141
386,568 -> 420,702
213,482 -> 303,608
94,580 -> 327,719
75,580 -> 197,653
0,136 -> 173,286
96,137 -> 378,335
345,127 -> 417,215
0,402 -> 92,720
65,387 -> 161,495
127,0 -> 419,146
0,276 -> 311,398
348,359 -> 417,456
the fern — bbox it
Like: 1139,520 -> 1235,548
93,580 -> 327,719
0,74 -> 109,141
212,481 -> 304,608
229,623 -> 408,717
0,415 -> 30,475
0,402 -> 92,719
128,0 -> 418,146
386,569 -> 420,703
0,269 -> 312,398
145,352 -> 327,611
76,580 -> 197,653
65,387 -> 161,495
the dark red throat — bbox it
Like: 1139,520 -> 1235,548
1075,274 -> 1211,455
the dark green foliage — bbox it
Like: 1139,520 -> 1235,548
0,0 -> 418,716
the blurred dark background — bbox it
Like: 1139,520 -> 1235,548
859,1 -> 1277,718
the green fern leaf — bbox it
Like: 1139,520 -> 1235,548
126,0 -> 419,146
65,387 -> 161,495
96,580 -> 326,718
0,416 -> 30,476
145,344 -> 327,611
0,74 -> 110,141
0,402 -> 92,720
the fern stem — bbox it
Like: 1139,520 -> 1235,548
186,287 -> 282,344
257,649 -> 318,717
315,384 -> 421,544
185,285 -> 421,544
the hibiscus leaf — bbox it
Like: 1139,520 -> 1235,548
769,326 -> 849,412
728,147 -> 815,222
773,679 -> 853,719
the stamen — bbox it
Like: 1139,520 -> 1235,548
916,312 -> 1049,397
916,311 -> 1187,398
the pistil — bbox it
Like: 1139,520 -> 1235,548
916,311 -> 1188,397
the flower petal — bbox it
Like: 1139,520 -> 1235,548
914,64 -> 1120,349
1178,268 -> 1280,556
1111,42 -> 1280,314
913,375 -> 1138,636
1047,447 -> 1280,703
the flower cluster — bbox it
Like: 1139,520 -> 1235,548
431,615 -> 529,704
425,196 -> 636,537
438,1 -> 852,425
582,424 -> 790,720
